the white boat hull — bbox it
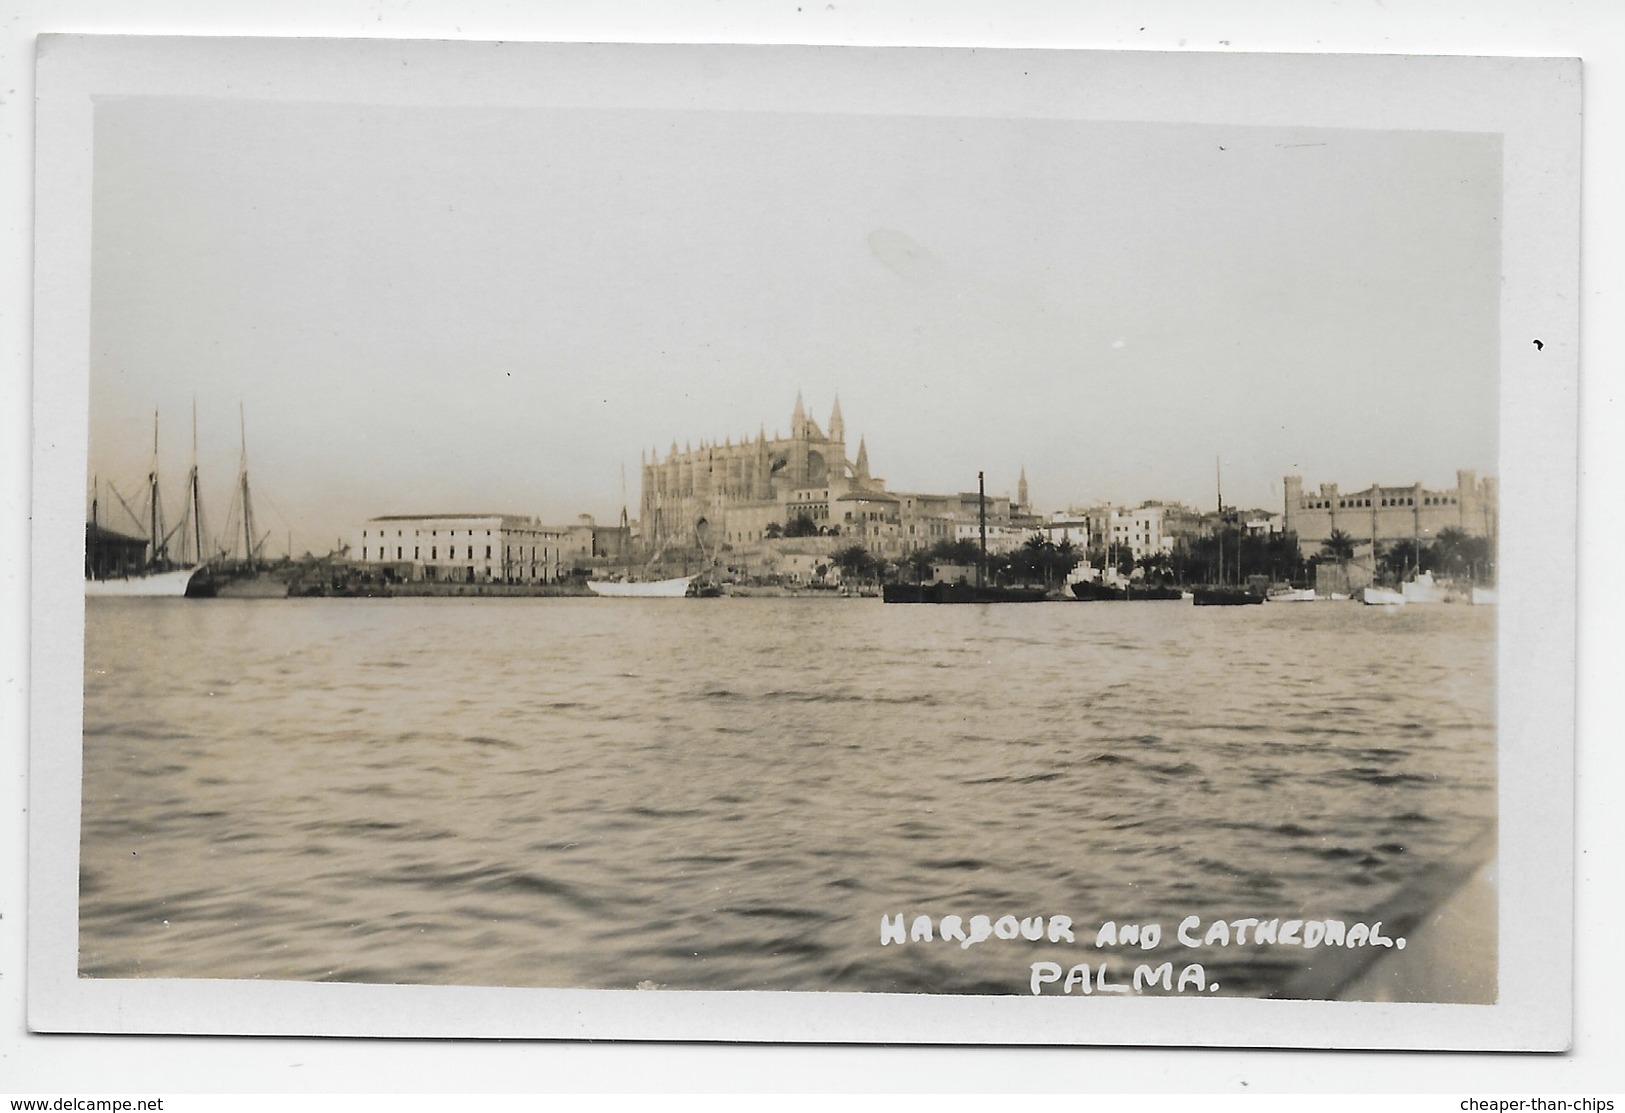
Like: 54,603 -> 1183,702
1400,572 -> 1465,604
1266,588 -> 1316,603
85,565 -> 204,597
1361,586 -> 1407,606
586,575 -> 696,598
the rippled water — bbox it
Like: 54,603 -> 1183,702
80,597 -> 1495,997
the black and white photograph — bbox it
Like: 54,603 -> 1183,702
21,26 -> 1586,1066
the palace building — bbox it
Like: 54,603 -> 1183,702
1282,471 -> 1498,558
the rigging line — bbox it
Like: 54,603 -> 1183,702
107,480 -> 147,536
255,487 -> 296,532
160,517 -> 188,551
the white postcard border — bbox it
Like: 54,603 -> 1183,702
29,35 -> 1579,1050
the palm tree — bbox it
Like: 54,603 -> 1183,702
904,548 -> 935,583
1319,528 -> 1358,563
1433,527 -> 1470,577
1382,538 -> 1430,581
1458,535 -> 1493,583
1054,539 -> 1081,584
1015,535 -> 1055,586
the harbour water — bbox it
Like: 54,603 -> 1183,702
79,597 -> 1496,998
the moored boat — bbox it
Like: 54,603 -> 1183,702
1361,585 -> 1407,606
1071,579 -> 1183,602
1265,586 -> 1316,603
1192,459 -> 1263,607
213,570 -> 291,599
1400,570 -> 1464,604
883,470 -> 1051,605
86,564 -> 209,598
883,582 -> 1048,604
85,410 -> 215,599
1192,585 -> 1264,606
586,575 -> 697,598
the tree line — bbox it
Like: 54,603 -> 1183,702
761,525 -> 1493,588
1319,526 -> 1495,584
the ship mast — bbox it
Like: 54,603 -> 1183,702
239,404 -> 257,570
977,470 -> 988,589
148,411 -> 165,569
1215,455 -> 1224,586
188,400 -> 206,565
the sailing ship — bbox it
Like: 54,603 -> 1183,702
212,407 -> 290,599
585,575 -> 698,598
587,477 -> 703,598
1192,458 -> 1263,606
883,471 -> 1049,604
85,411 -> 210,598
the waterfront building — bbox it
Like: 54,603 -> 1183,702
645,393 -> 1028,568
354,513 -> 596,584
1078,502 -> 1174,563
1243,511 -> 1283,537
954,520 -> 1035,555
1039,512 -> 1091,552
1283,471 -> 1498,558
86,523 -> 150,579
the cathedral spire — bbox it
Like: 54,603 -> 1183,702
854,436 -> 871,484
1018,466 -> 1029,510
828,396 -> 845,443
792,391 -> 806,437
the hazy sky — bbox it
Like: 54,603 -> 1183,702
89,97 -> 1501,555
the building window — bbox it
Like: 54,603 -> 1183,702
467,546 -> 473,559
414,547 -> 420,559
431,547 -> 437,559
396,547 -> 402,559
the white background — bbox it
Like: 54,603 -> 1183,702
3,0 -> 1621,1096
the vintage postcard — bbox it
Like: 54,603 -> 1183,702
29,36 -> 1578,1048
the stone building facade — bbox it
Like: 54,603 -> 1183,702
640,393 -> 871,555
642,394 -> 1032,570
1282,470 -> 1498,557
355,513 -> 595,584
